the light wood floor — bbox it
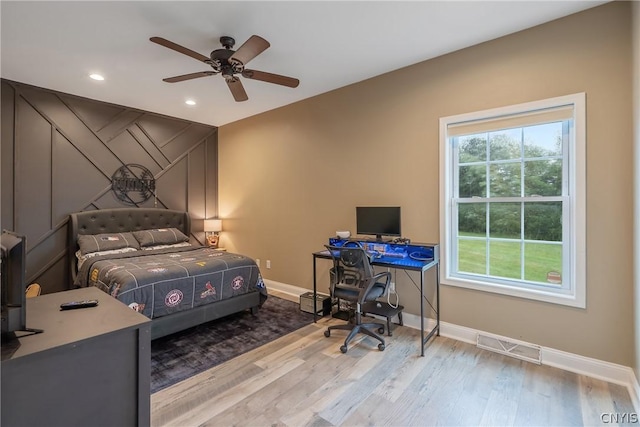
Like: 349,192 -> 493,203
151,317 -> 635,427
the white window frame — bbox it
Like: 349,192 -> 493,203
439,93 -> 586,308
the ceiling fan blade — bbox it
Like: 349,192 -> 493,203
229,35 -> 270,66
242,69 -> 300,88
163,71 -> 216,83
226,78 -> 248,102
150,37 -> 210,63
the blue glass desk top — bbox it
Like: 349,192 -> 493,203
315,238 -> 439,271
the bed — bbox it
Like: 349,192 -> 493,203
68,208 -> 266,340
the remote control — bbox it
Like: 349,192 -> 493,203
60,299 -> 99,310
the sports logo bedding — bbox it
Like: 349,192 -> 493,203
75,246 -> 267,319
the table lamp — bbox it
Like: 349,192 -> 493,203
204,219 -> 222,248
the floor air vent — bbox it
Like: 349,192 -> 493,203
476,333 -> 541,364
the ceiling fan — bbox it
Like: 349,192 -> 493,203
150,35 -> 300,102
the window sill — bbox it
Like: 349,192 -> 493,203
442,275 -> 585,308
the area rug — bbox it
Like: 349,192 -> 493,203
150,296 -> 314,393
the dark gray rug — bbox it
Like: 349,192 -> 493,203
150,296 -> 314,393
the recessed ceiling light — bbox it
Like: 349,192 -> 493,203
89,73 -> 105,81
185,99 -> 196,106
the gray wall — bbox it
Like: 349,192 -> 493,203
1,80 -> 218,294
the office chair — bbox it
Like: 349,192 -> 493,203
324,244 -> 391,353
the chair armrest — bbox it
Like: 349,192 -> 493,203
372,271 -> 391,285
358,271 -> 392,302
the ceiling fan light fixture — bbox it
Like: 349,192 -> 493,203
89,73 -> 105,81
185,99 -> 196,106
209,59 -> 222,73
230,59 -> 244,73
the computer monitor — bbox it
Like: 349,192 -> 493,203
1,230 -> 27,338
356,207 -> 401,241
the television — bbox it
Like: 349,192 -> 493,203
356,207 -> 401,241
1,230 -> 27,339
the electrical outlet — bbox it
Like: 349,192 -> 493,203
256,259 -> 260,267
266,260 -> 271,269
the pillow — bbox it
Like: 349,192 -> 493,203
141,242 -> 192,251
76,247 -> 139,270
132,228 -> 189,247
78,232 -> 140,255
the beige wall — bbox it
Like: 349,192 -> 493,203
219,2 -> 634,366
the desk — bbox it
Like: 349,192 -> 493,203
1,287 -> 151,426
312,241 -> 439,356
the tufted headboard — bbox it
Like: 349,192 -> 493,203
68,208 -> 191,284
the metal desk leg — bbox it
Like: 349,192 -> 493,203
313,255 -> 317,323
420,268 -> 424,357
420,264 -> 440,355
436,263 -> 440,337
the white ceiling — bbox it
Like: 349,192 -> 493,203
1,1 -> 607,127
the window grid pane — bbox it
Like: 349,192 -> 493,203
458,237 -> 487,275
524,242 -> 563,285
453,119 -> 568,291
489,240 -> 521,279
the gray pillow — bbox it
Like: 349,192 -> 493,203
132,228 -> 189,247
78,232 -> 140,255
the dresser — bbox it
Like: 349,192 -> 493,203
1,287 -> 151,426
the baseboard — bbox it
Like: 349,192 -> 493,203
541,346 -> 634,387
631,370 -> 640,413
264,279 -> 308,303
266,281 -> 639,408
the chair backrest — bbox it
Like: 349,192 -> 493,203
325,244 -> 374,290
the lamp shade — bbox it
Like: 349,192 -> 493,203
204,219 -> 222,232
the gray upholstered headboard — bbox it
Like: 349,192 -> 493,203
68,208 -> 191,284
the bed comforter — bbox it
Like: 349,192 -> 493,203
75,246 -> 267,319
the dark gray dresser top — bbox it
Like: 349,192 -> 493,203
2,287 -> 150,361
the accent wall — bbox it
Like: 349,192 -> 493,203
1,80 -> 218,294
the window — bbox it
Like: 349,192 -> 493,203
439,94 -> 585,307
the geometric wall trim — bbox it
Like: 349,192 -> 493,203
1,79 -> 218,294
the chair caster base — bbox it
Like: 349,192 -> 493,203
378,343 -> 385,351
340,345 -> 348,353
324,330 -> 330,338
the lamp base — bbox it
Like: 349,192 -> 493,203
206,235 -> 219,248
